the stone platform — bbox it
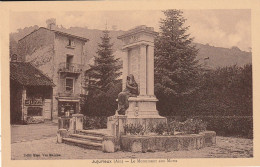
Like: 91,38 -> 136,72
120,131 -> 216,152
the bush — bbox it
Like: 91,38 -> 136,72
167,116 -> 253,138
123,123 -> 145,135
83,116 -> 107,130
201,116 -> 253,138
153,122 -> 176,135
180,118 -> 207,134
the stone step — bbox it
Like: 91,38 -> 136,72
70,134 -> 103,143
77,130 -> 107,137
62,138 -> 102,150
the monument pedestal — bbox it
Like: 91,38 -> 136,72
107,96 -> 166,136
125,96 -> 166,126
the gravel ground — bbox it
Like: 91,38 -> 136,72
11,122 -> 58,143
11,136 -> 253,160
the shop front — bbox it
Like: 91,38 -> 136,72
10,62 -> 55,124
57,98 -> 80,117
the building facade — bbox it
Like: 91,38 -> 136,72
18,25 -> 89,120
10,62 -> 55,124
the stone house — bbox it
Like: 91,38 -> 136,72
10,62 -> 55,124
17,24 -> 89,120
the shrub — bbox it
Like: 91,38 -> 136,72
154,123 -> 166,135
154,122 -> 175,135
200,116 -> 253,138
167,116 -> 253,138
181,118 -> 207,134
83,116 -> 107,130
123,123 -> 145,135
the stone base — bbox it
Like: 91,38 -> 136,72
72,114 -> 84,131
126,117 -> 167,129
125,96 -> 166,127
57,128 -> 71,143
107,96 -> 166,137
120,131 -> 216,152
126,96 -> 160,118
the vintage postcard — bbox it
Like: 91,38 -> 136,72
1,0 -> 260,167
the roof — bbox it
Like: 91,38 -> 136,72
19,27 -> 89,42
10,62 -> 55,87
118,25 -> 158,39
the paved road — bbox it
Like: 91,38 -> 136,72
11,122 -> 58,143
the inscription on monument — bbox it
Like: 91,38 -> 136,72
123,35 -> 140,45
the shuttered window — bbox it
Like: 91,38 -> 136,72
65,78 -> 74,92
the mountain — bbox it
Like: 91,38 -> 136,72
195,43 -> 251,68
10,26 -> 252,68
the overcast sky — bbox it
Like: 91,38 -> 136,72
10,9 -> 251,51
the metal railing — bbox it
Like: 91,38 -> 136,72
59,63 -> 83,73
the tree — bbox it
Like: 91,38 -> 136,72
83,30 -> 122,116
88,30 -> 122,92
154,10 -> 201,116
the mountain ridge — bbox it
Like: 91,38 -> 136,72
10,26 -> 252,68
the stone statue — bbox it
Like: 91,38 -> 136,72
115,74 -> 139,115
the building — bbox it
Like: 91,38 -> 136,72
10,62 -> 55,124
17,21 -> 89,120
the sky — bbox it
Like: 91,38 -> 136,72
10,9 -> 251,51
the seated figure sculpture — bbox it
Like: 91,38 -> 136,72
115,74 -> 139,115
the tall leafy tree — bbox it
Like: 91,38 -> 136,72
154,10 -> 201,116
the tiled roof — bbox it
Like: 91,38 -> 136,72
18,27 -> 89,42
10,62 -> 55,87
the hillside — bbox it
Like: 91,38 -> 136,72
10,26 -> 252,68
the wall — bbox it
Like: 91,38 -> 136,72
18,28 -> 55,79
10,80 -> 23,124
52,33 -> 86,118
53,33 -> 86,96
17,28 -> 87,119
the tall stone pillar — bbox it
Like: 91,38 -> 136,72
21,87 -> 27,123
147,45 -> 155,96
122,49 -> 128,91
139,44 -> 147,96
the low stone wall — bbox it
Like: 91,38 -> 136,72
120,131 -> 216,152
201,131 -> 216,146
27,116 -> 45,124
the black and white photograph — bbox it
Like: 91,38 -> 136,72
1,1 -> 259,166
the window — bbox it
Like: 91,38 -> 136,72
68,39 -> 75,47
66,55 -> 74,71
65,78 -> 74,92
27,107 -> 42,116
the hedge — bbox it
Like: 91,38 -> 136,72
167,116 -> 253,139
83,116 -> 107,130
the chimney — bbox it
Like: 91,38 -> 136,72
46,18 -> 56,30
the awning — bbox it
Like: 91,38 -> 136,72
56,97 -> 80,102
57,99 -> 80,102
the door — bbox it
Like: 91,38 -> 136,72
43,99 -> 52,120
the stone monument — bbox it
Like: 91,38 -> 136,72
107,25 -> 166,133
